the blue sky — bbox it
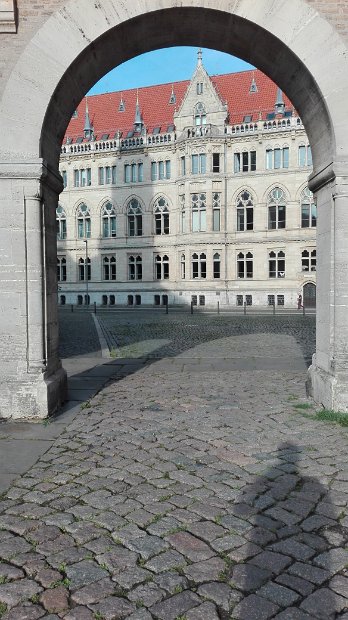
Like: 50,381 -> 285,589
88,47 -> 254,95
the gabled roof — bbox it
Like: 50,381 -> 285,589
64,69 -> 294,143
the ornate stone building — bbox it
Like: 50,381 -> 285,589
58,52 -> 316,309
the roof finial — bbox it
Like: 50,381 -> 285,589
169,84 -> 176,104
134,89 -> 143,132
249,72 -> 258,93
275,87 -> 285,113
119,92 -> 125,112
197,48 -> 203,65
84,97 -> 93,139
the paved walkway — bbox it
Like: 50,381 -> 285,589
0,313 -> 347,619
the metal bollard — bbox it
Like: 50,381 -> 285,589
273,301 -> 276,316
191,301 -> 194,315
303,302 -> 306,317
94,301 -> 96,315
243,301 -> 247,316
217,301 -> 220,315
166,301 -> 169,315
71,304 -> 74,313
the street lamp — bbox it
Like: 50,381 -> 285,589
83,239 -> 89,306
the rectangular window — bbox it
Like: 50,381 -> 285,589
268,294 -> 275,306
181,156 -> 186,176
138,162 -> 143,182
74,169 -> 79,187
165,160 -> 171,179
199,153 -> 206,174
277,294 -> 285,306
283,147 -> 289,168
266,149 -> 273,170
131,164 -> 137,183
98,167 -> 104,185
197,82 -> 203,94
192,154 -> 198,174
307,145 -> 312,167
199,295 -> 205,306
234,153 -> 241,173
192,210 -> 199,232
192,262 -> 199,278
125,164 -> 131,183
213,260 -> 220,279
242,151 -> 249,172
112,166 -> 117,184
299,145 -> 306,167
151,162 -> 157,181
105,166 -> 111,184
212,153 -> 220,173
268,206 -> 277,229
236,295 -> 243,306
158,160 -> 164,180
250,151 -> 256,171
246,295 -> 252,306
274,148 -> 281,169
191,295 -> 198,306
62,170 -> 67,188
213,209 -> 220,232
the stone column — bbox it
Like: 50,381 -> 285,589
0,160 -> 67,418
308,165 -> 348,411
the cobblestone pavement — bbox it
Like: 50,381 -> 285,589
1,312 -> 348,619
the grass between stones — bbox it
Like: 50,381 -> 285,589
292,403 -> 348,427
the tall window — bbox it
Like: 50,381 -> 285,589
191,193 -> 206,232
61,170 -> 67,188
78,257 -> 91,281
74,168 -> 91,187
56,205 -> 67,240
57,257 -> 67,282
269,251 -> 285,278
99,166 -> 117,185
103,256 -> 116,280
302,249 -> 316,272
127,199 -> 143,236
212,153 -> 220,173
301,187 -> 317,228
77,204 -> 91,238
266,147 -> 289,170
268,187 -> 286,229
180,195 -> 186,233
155,255 -> 169,280
236,190 -> 254,231
192,253 -> 206,279
298,144 -> 312,167
154,197 -> 169,235
128,255 -> 142,280
124,162 -> 143,183
191,153 -> 206,174
213,193 -> 221,232
196,82 -> 203,95
180,156 -> 186,176
237,252 -> 253,278
151,160 -> 171,181
213,253 -> 221,279
181,253 -> 186,279
234,151 -> 256,173
101,202 -> 116,238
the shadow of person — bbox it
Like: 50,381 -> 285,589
229,442 -> 348,619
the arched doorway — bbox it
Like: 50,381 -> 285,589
1,1 -> 348,416
303,282 -> 316,308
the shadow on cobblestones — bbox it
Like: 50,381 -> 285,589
230,441 -> 343,619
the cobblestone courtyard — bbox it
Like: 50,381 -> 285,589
0,311 -> 347,619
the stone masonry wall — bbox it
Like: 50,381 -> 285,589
0,1 -> 347,99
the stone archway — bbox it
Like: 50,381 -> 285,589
1,0 -> 348,417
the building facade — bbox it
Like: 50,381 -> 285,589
58,52 -> 316,309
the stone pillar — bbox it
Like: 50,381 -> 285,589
0,160 -> 67,418
308,166 -> 348,411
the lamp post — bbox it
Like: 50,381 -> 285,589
84,239 -> 89,306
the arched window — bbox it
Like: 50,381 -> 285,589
269,250 -> 285,278
301,187 -> 316,228
237,252 -> 253,278
192,252 -> 206,279
128,255 -> 142,280
76,203 -> 91,238
191,193 -> 206,232
103,256 -> 116,280
268,187 -> 286,230
154,254 -> 169,280
302,249 -> 316,272
57,257 -> 66,282
213,253 -> 221,279
194,102 -> 206,126
236,190 -> 254,231
56,205 -> 67,240
127,199 -> 143,236
154,197 -> 169,235
78,257 -> 91,281
181,253 -> 186,279
101,202 -> 116,238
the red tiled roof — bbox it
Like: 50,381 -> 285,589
64,69 -> 294,142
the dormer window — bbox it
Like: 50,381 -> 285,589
194,102 -> 206,126
197,82 -> 203,95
